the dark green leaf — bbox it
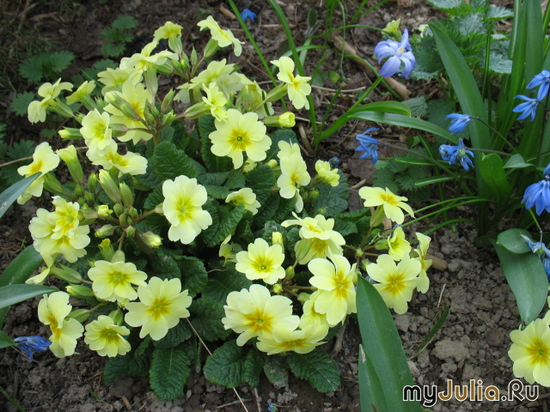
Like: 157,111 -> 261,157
496,228 -> 532,254
10,92 -> 36,116
244,349 -> 262,388
154,141 -> 197,180
150,346 -> 190,401
246,164 -> 276,205
199,115 -> 232,172
104,353 -> 133,384
153,319 -> 192,349
151,253 -> 181,280
178,256 -> 208,296
204,340 -> 247,388
287,349 -> 340,393
205,204 -> 246,247
263,355 -> 289,389
0,284 -> 57,309
202,263 -> 252,302
0,174 -> 40,220
479,153 -> 512,203
190,298 -> 230,341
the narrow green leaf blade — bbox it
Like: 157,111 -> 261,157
356,277 -> 422,412
0,245 -> 43,287
150,346 -> 190,401
494,244 -> 547,323
0,284 -> 57,309
358,344 -> 388,412
0,173 -> 40,220
479,153 -> 512,203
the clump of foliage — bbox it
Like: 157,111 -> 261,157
101,16 -> 138,58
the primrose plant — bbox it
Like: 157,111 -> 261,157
5,17 -> 434,400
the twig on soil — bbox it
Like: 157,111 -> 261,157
186,319 -> 252,412
437,283 -> 446,307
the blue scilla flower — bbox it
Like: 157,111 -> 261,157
439,138 -> 474,171
13,336 -> 51,359
527,70 -> 550,101
513,95 -> 540,121
543,258 -> 550,282
355,127 -> 380,164
446,113 -> 472,134
522,164 -> 550,215
241,8 -> 257,23
328,156 -> 340,169
373,29 -> 416,79
520,234 -> 550,257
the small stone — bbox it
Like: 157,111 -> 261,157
486,329 -> 505,347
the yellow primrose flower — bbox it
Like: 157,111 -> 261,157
162,175 -> 212,244
80,109 -> 114,156
413,232 -> 432,293
256,322 -> 329,355
49,196 -> 81,239
153,21 -> 183,52
86,141 -> 147,176
226,188 -> 261,215
125,277 -> 193,341
202,82 -> 228,121
197,16 -> 244,56
57,145 -> 84,184
277,140 -> 301,161
189,60 -> 235,91
308,255 -> 357,326
97,67 -> 141,95
299,291 -> 329,329
17,142 -> 60,204
271,56 -> 312,110
387,226 -> 411,261
28,79 -> 73,123
219,235 -> 243,263
235,238 -> 286,284
509,318 -> 550,386
277,152 -> 311,212
38,291 -> 84,357
314,160 -> 339,186
359,186 -> 415,224
209,108 -> 272,169
104,80 -> 153,144
366,254 -> 421,314
282,213 -> 345,264
85,315 -> 131,357
88,260 -> 148,302
222,284 -> 300,346
66,80 -> 96,105
30,205 -> 90,266
119,41 -> 177,75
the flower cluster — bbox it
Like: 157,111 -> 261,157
374,29 -> 416,79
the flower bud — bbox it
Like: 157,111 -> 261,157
95,224 -> 116,238
97,204 -> 113,218
105,92 -> 142,122
272,284 -> 284,294
79,206 -> 98,225
88,173 -> 98,193
263,112 -> 296,128
98,169 -> 122,203
272,232 -> 284,247
108,309 -> 124,326
370,205 -> 385,228
66,284 -> 95,299
297,292 -> 311,304
264,83 -> 288,103
57,145 -> 84,184
201,40 -> 217,60
98,238 -> 114,261
141,231 -> 162,248
125,225 -> 136,237
111,250 -> 125,263
110,123 -> 129,138
42,173 -> 64,195
51,264 -> 82,283
285,266 -> 295,280
113,203 -> 124,217
58,127 -> 82,140
119,183 -> 134,208
161,89 -> 176,113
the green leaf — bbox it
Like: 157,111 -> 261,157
153,319 -> 192,349
150,346 -> 190,401
204,340 -> 247,388
479,153 -> 512,203
200,116 -> 232,172
403,97 -> 428,118
503,154 -> 534,169
358,344 -> 388,412
287,349 -> 340,393
204,185 -> 230,199
312,182 -> 349,215
0,284 -> 57,309
151,253 -> 181,280
351,112 -> 458,144
245,164 -> 276,205
356,101 -> 412,117
427,0 -> 463,11
202,263 -> 252,302
104,353 -> 133,384
204,204 -> 246,247
244,349 -> 263,388
10,92 -> 36,116
189,298 -> 230,341
486,5 -> 514,19
488,52 -> 512,74
356,277 -> 422,412
494,243 -> 547,323
111,16 -> 137,30
0,174 -> 40,220
178,256 -> 208,296
154,141 -> 197,180
263,355 -> 289,389
414,175 -> 456,186
496,228 -> 531,254
0,245 -> 43,287
0,331 -> 15,349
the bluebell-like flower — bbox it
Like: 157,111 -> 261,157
241,8 -> 257,23
527,70 -> 550,101
439,138 -> 474,171
446,113 -> 472,134
513,95 -> 540,121
520,234 -> 550,257
543,258 -> 550,282
328,156 -> 340,169
14,336 -> 51,359
522,174 -> 550,216
373,29 -> 416,79
355,127 -> 380,164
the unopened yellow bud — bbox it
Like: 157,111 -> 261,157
272,232 -> 284,247
272,284 -> 284,294
141,231 -> 162,248
108,309 -> 124,325
111,250 -> 125,263
119,183 -> 134,208
98,169 -> 122,203
57,145 -> 84,184
66,284 -> 95,299
95,224 -> 116,238
98,238 -> 114,261
59,127 -> 82,139
51,264 -> 82,283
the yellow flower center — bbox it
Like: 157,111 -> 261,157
246,309 -> 273,334
253,256 -> 272,273
99,327 -> 119,343
380,193 -> 398,206
528,338 -> 550,365
148,297 -> 170,320
383,273 -> 406,296
176,197 -> 194,221
29,160 -> 44,174
108,270 -> 129,286
230,131 -> 250,151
